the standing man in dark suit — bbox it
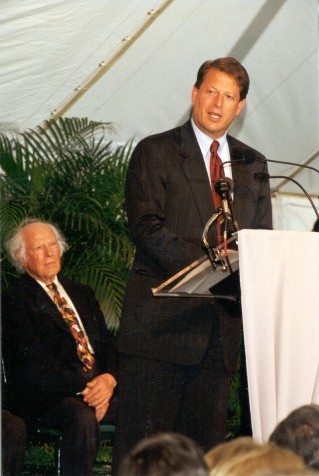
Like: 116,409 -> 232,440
3,219 -> 117,476
112,57 -> 272,471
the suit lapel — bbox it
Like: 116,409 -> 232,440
179,121 -> 215,228
228,135 -> 258,228
22,274 -> 69,332
228,135 -> 243,186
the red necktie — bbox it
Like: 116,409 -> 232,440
210,140 -> 225,243
47,282 -> 95,371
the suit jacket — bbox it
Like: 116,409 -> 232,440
3,274 -> 117,422
116,120 -> 272,370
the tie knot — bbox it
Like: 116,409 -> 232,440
210,140 -> 220,156
47,282 -> 57,293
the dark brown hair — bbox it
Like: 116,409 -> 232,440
118,432 -> 209,476
269,404 -> 319,470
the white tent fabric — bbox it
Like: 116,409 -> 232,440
1,0 -> 318,230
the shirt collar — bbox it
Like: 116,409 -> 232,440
36,276 -> 59,290
191,118 -> 228,157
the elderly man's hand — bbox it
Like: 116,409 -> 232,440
81,373 -> 116,421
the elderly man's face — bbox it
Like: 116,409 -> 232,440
21,223 -> 61,284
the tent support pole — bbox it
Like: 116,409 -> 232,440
43,0 -> 175,128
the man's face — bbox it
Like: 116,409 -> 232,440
21,223 -> 61,284
191,68 -> 246,139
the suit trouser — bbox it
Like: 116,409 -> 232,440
38,397 -> 100,476
112,319 -> 232,475
36,395 -> 116,476
1,410 -> 27,476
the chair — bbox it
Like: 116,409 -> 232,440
24,424 -> 116,476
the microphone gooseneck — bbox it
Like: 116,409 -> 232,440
220,150 -> 319,174
263,158 -> 319,174
255,172 -> 319,220
240,150 -> 319,173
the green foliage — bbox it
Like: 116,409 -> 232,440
23,442 -> 55,468
226,366 -> 241,439
22,440 -> 112,475
0,117 -> 134,333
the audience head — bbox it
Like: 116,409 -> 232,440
205,437 -> 260,469
117,432 -> 209,476
253,468 -> 318,475
269,404 -> 319,471
208,442 -> 306,476
6,218 -> 68,282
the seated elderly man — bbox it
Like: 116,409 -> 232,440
2,218 -> 117,476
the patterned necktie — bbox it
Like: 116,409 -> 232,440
47,282 -> 95,371
210,140 -> 225,243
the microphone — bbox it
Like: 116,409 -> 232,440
219,151 -> 256,175
215,177 -> 233,216
255,172 -> 319,220
259,157 -> 319,174
221,149 -> 319,174
241,149 -> 319,173
214,177 -> 239,232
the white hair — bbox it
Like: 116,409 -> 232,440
6,218 -> 69,273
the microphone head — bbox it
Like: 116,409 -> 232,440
215,177 -> 234,197
254,172 -> 270,181
241,150 -> 256,164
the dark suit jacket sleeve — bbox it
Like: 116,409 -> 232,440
125,135 -> 206,276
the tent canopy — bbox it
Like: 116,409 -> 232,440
1,0 -> 318,230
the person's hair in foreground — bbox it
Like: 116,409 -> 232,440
204,436 -> 261,470
253,468 -> 319,475
208,442 -> 307,476
117,432 -> 209,476
269,404 -> 319,471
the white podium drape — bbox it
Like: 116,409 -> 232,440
238,229 -> 319,443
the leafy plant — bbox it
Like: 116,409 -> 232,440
0,117 -> 134,333
22,439 -> 112,475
